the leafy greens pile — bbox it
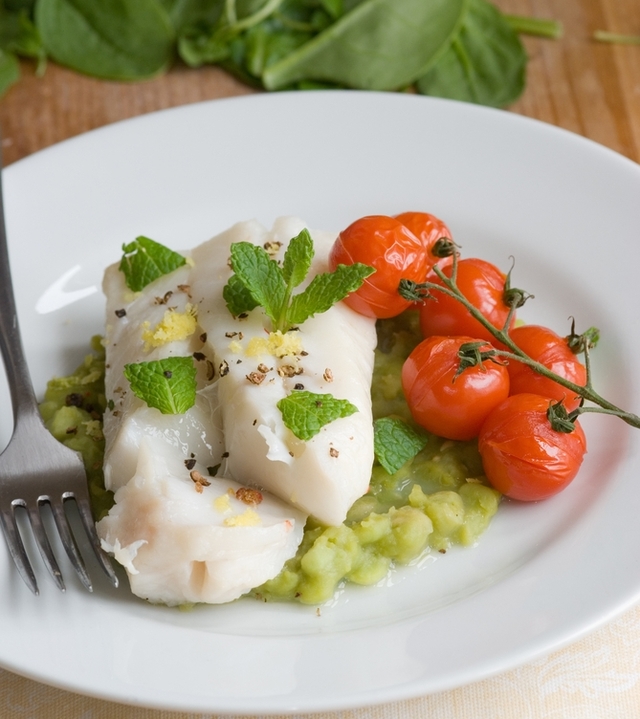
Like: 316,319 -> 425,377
0,0 -> 560,106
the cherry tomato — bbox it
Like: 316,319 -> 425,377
329,215 -> 429,318
419,257 -> 514,343
395,211 -> 453,269
402,336 -> 510,441
507,325 -> 586,412
478,393 -> 587,501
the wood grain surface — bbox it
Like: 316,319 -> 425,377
0,0 -> 639,167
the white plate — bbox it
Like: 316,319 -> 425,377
1,91 -> 640,714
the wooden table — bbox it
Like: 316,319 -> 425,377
1,1 -> 640,718
1,0 -> 639,166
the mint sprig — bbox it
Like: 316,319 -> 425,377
277,390 -> 358,441
374,417 -> 428,474
224,228 -> 374,331
119,236 -> 187,292
123,356 -> 197,414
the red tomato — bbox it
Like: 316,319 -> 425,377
419,257 -> 514,343
478,393 -> 587,501
329,215 -> 429,318
395,211 -> 453,269
402,336 -> 510,441
507,325 -> 586,412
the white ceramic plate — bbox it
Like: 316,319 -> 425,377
1,92 -> 640,714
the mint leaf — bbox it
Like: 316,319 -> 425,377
223,273 -> 260,317
374,417 -> 428,475
277,390 -> 358,441
119,236 -> 187,292
123,356 -> 196,414
228,242 -> 287,323
282,228 -> 314,289
287,262 -> 374,325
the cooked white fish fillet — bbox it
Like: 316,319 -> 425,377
97,442 -> 306,606
190,217 -> 377,526
99,244 -> 306,605
102,261 -> 224,492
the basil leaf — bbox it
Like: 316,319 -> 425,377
416,0 -> 526,108
35,0 -> 174,80
374,417 -> 427,474
124,356 -> 197,415
262,0 -> 467,91
119,236 -> 187,292
277,390 -> 358,441
287,262 -> 374,326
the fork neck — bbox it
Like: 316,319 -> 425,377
0,162 -> 43,428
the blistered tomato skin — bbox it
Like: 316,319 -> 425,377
395,211 -> 453,269
507,325 -> 587,412
329,215 -> 429,319
478,393 -> 588,501
419,258 -> 514,343
401,335 -> 510,441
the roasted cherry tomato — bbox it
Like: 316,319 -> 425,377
506,325 -> 587,412
478,393 -> 587,501
395,211 -> 453,269
419,257 -> 514,343
329,215 -> 428,318
402,335 -> 510,441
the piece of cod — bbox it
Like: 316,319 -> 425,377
190,217 -> 377,527
97,246 -> 306,606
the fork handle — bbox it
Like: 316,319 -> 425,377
0,145 -> 42,427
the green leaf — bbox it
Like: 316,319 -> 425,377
123,356 -> 197,414
282,228 -> 313,289
416,0 -> 526,108
0,48 -> 20,96
287,262 -> 374,326
35,0 -> 174,80
262,0 -> 467,91
119,236 -> 187,292
277,390 -> 358,441
222,273 -> 260,316
374,417 -> 427,474
228,241 -> 287,324
0,9 -> 46,69
156,0 -> 223,32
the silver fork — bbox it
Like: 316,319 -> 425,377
0,146 -> 118,595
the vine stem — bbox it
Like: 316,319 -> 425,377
404,262 -> 640,429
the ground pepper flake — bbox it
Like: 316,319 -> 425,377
246,371 -> 266,385
219,360 -> 230,377
115,308 -> 127,318
193,351 -> 206,361
277,365 -> 303,378
190,470 -> 211,493
184,458 -> 196,470
329,447 -> 339,458
235,487 -> 263,506
323,368 -> 334,383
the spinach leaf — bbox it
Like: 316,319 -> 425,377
156,0 -> 223,33
262,0 -> 467,91
35,0 -> 175,80
0,47 -> 20,95
0,8 -> 46,67
416,0 -> 526,107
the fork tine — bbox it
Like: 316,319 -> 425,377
49,499 -> 93,592
73,496 -> 119,588
0,505 -> 39,595
28,504 -> 65,592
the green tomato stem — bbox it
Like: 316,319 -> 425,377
421,264 -> 640,429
